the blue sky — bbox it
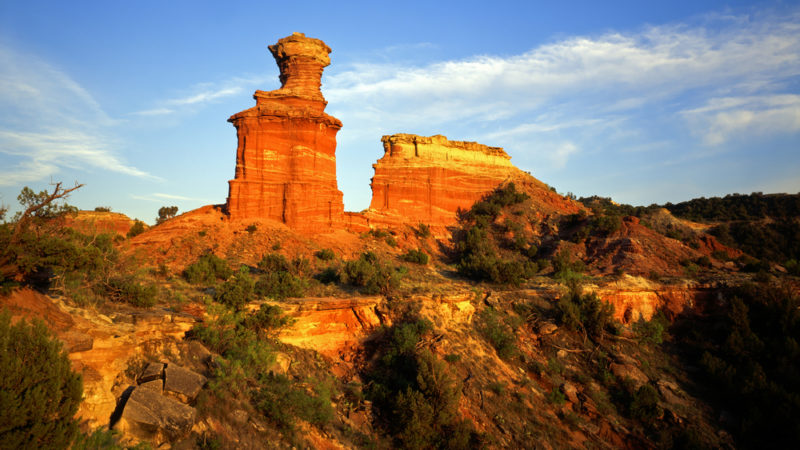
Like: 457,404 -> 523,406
1,1 -> 798,223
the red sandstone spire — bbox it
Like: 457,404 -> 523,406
225,33 -> 345,231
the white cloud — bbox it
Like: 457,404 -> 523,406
134,76 -> 271,116
323,9 -> 800,169
130,192 -> 214,203
683,94 -> 800,145
0,42 -> 154,185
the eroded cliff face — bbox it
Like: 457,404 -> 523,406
226,33 -> 345,232
364,134 -> 527,227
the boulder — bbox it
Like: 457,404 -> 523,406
139,362 -> 165,383
609,362 -> 649,390
539,322 -> 558,335
560,382 -> 580,404
116,387 -> 196,444
139,379 -> 163,393
164,365 -> 207,403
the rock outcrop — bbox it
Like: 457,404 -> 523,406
226,33 -> 345,232
364,134 -> 523,227
115,362 -> 206,445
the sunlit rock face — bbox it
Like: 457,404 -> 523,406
226,33 -> 345,232
365,133 -> 522,227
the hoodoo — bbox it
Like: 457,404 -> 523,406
364,133 -> 525,227
225,33 -> 345,231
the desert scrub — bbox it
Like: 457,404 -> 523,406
556,286 -> 615,341
192,303 -> 332,436
255,375 -> 334,431
314,248 -> 336,261
184,253 -> 232,285
476,307 -> 517,359
342,251 -> 406,295
401,248 -> 429,265
214,266 -> 255,310
126,220 -> 146,238
451,183 -> 539,285
255,253 -> 308,300
0,311 -> 82,448
364,317 -> 480,448
633,311 -> 669,345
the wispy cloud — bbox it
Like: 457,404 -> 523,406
682,94 -> 800,145
0,42 -> 154,185
134,76 -> 268,116
130,192 -> 214,203
325,9 -> 800,172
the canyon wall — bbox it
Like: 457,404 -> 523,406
226,33 -> 345,232
364,134 -> 526,227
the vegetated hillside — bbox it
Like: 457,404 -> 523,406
2,183 -> 800,449
662,193 -> 800,271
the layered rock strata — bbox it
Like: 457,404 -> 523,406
365,134 -> 523,227
226,33 -> 345,232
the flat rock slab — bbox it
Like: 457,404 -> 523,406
164,365 -> 207,403
117,386 -> 196,444
139,379 -> 163,393
139,362 -> 165,383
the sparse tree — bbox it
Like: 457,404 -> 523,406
1,182 -> 83,283
156,206 -> 178,224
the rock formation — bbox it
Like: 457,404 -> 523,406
364,134 -> 526,227
226,33 -> 345,232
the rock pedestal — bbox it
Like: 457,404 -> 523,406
226,33 -> 345,232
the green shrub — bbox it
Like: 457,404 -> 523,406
476,308 -> 516,359
255,375 -> 334,431
402,248 -> 429,265
93,206 -> 111,212
633,312 -> 668,345
370,229 -> 390,239
315,248 -> 336,261
552,251 -> 586,278
786,259 -> 800,276
257,253 -> 291,273
546,387 -> 566,405
0,311 -> 82,448
255,271 -> 307,300
244,304 -> 293,337
365,323 -> 479,450
593,214 -> 622,236
629,384 -> 662,423
106,275 -> 158,307
557,289 -> 615,341
342,252 -> 405,295
214,266 -> 255,310
414,223 -> 432,238
673,283 -> 800,447
184,254 -> 232,285
192,304 -> 275,393
444,353 -> 461,363
315,266 -> 340,284
245,224 -> 257,233
254,253 -> 307,299
291,256 -> 311,275
385,236 -> 398,247
126,220 -> 146,238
